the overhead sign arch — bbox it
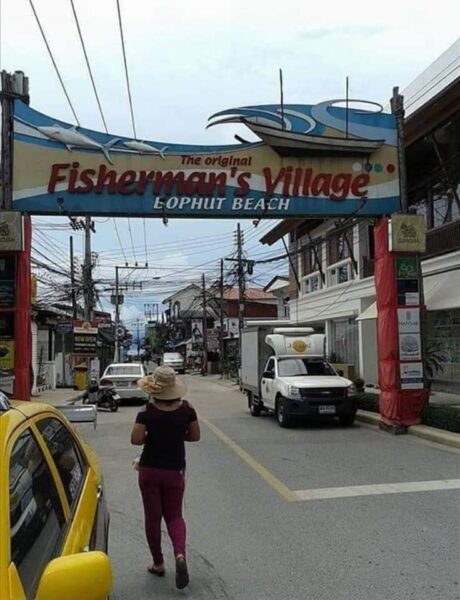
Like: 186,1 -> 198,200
12,100 -> 400,218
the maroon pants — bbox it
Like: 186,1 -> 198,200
138,467 -> 186,565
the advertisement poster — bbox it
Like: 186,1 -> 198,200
400,362 -> 424,389
399,334 -> 422,361
397,308 -> 421,334
0,340 -> 15,370
191,319 -> 204,345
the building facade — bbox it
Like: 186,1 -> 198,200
261,44 -> 460,393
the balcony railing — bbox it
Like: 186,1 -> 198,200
424,220 -> 460,259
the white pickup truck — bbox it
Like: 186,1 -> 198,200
241,324 -> 357,428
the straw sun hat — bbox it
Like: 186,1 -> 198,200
137,366 -> 187,401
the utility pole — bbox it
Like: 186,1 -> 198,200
136,318 -> 141,355
236,223 -> 245,343
201,273 -> 208,375
219,258 -> 225,376
70,236 -> 77,319
390,87 -> 408,214
113,265 -> 155,362
1,71 -> 29,209
83,216 -> 94,321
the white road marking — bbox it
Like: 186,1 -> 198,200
294,479 -> 460,501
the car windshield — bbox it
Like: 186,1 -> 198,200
277,358 -> 337,377
105,365 -> 143,376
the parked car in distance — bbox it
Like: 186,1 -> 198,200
161,352 -> 186,374
0,391 -> 112,600
100,362 -> 147,403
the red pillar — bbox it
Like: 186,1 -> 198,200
374,218 -> 429,427
13,215 -> 32,400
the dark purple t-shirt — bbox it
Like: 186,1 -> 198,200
135,400 -> 198,470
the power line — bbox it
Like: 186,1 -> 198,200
112,218 -> 128,263
127,218 -> 137,263
68,0 -> 108,132
115,0 -> 137,138
27,0 -> 80,125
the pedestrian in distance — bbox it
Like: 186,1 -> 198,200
131,366 -> 200,590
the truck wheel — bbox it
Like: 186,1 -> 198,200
276,398 -> 293,428
339,413 -> 356,427
248,393 -> 261,417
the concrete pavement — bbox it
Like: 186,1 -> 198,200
33,387 -> 85,406
80,375 -> 460,600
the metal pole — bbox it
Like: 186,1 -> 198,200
84,216 -> 93,320
114,266 -> 120,363
219,258 -> 225,376
390,87 -> 408,214
202,273 -> 208,375
70,236 -> 77,319
237,223 -> 245,342
137,318 -> 141,355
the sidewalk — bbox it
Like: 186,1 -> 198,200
33,388 -> 85,407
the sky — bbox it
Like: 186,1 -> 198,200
1,0 -> 458,330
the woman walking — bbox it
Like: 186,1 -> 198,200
131,366 -> 200,589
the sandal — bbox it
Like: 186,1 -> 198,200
175,556 -> 189,589
148,565 -> 165,577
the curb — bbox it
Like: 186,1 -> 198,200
356,410 -> 460,449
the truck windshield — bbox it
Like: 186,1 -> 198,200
277,358 -> 336,377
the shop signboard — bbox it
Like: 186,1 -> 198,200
0,256 -> 16,279
12,100 -> 400,218
73,320 -> 98,356
400,362 -> 424,390
207,329 -> 220,351
0,340 -> 15,370
389,214 -> 427,253
398,334 -> 422,361
397,308 -> 420,334
0,281 -> 15,308
0,212 -> 23,251
56,321 -> 74,335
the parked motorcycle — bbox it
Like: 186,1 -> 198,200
84,378 -> 120,412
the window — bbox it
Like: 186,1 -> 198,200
105,365 -> 143,376
265,358 -> 275,375
37,418 -> 86,507
278,358 -> 336,377
328,228 -> 353,265
327,261 -> 355,286
329,319 -> 359,366
303,273 -> 322,294
10,429 -> 66,599
302,242 -> 322,276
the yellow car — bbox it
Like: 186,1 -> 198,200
0,392 -> 112,600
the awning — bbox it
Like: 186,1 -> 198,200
356,302 -> 377,321
356,268 -> 460,321
173,338 -> 192,348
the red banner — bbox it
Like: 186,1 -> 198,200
374,218 -> 429,426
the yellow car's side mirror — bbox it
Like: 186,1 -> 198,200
35,551 -> 112,600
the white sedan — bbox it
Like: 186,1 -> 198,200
100,363 -> 148,404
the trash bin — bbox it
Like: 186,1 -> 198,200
74,362 -> 88,391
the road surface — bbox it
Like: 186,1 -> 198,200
81,375 -> 460,600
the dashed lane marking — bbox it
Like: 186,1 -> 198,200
293,479 -> 460,501
201,417 -> 297,502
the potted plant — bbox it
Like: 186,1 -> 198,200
424,341 -> 448,392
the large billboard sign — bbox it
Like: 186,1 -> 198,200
12,100 -> 400,218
